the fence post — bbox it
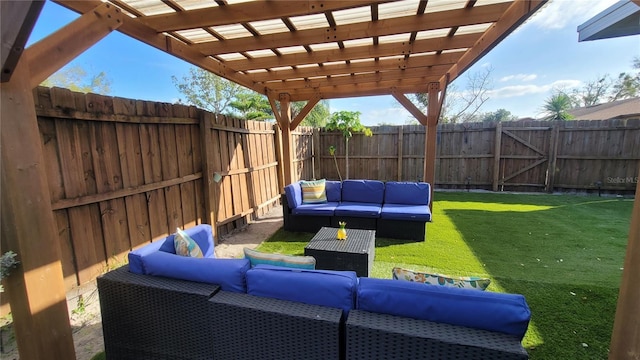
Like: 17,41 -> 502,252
546,124 -> 560,193
313,127 -> 321,180
241,122 -> 258,219
273,123 -> 285,193
397,126 -> 404,181
492,122 -> 502,192
199,111 -> 218,241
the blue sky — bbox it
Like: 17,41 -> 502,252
29,1 -> 639,126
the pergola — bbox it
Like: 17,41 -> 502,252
1,0 -> 637,359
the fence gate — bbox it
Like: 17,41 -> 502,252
494,123 -> 556,192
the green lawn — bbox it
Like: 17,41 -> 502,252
258,192 -> 633,360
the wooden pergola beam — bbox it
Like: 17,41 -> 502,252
248,52 -> 463,82
193,3 -> 510,55
225,33 -> 480,71
440,0 -> 547,85
290,95 -> 321,130
54,0 -> 261,93
263,67 -> 445,91
391,90 -> 427,126
139,0 -> 393,32
24,2 -> 124,88
1,0 -> 44,83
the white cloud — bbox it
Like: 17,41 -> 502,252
527,0 -> 619,30
360,106 -> 412,126
488,79 -> 582,99
500,74 -> 538,82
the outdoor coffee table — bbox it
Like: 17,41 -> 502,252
304,226 -> 376,277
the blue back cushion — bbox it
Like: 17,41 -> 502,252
156,224 -> 215,258
133,251 -> 250,293
284,182 -> 302,209
325,181 -> 342,202
129,224 -> 215,274
342,180 -> 384,204
384,182 -> 431,205
356,277 -> 531,339
246,265 -> 357,315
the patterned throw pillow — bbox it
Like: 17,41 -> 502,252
244,248 -> 316,269
300,179 -> 327,204
392,267 -> 491,291
174,228 -> 203,258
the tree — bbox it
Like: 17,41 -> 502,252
542,93 -> 574,121
292,99 -> 331,127
610,57 -> 640,101
481,108 -> 517,123
412,67 -> 493,123
229,92 -> 272,120
325,111 -> 372,179
560,57 -> 640,107
172,67 -> 244,115
41,64 -> 112,94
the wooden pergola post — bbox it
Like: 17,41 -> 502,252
609,167 -> 640,359
424,82 -> 441,206
1,60 -> 77,360
1,2 -> 123,358
278,93 -> 295,186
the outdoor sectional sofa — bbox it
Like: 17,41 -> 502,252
98,224 -> 532,359
283,179 -> 432,241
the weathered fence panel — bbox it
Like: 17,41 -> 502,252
18,87 -> 281,305
311,119 -> 640,194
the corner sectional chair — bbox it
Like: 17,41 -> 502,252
98,224 -> 532,360
283,179 -> 432,241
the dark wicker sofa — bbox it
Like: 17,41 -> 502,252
283,180 -> 432,241
98,265 -> 531,360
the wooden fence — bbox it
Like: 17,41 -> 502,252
316,119 -> 640,194
17,87 -> 282,301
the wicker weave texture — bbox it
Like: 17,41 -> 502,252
346,310 -> 528,360
98,266 -> 220,360
305,227 -> 375,277
210,291 -> 343,360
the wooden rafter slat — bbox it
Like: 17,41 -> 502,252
1,0 -> 45,83
284,82 -> 433,101
249,52 -> 462,82
371,3 -> 379,46
53,0 -> 261,93
225,33 -> 480,71
440,0 -> 547,85
193,3 -> 509,55
140,0 -> 394,32
264,66 -> 448,91
409,0 -> 428,43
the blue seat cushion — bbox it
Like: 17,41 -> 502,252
325,181 -> 342,202
292,202 -> 339,216
380,204 -> 431,221
246,265 -> 357,315
356,277 -> 531,339
335,202 -> 382,218
384,181 -> 431,205
133,251 -> 250,293
284,182 -> 302,209
342,180 -> 384,204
